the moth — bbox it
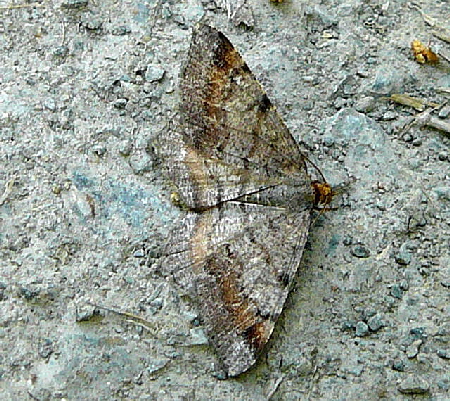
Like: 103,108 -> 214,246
411,40 -> 439,64
158,24 -> 332,377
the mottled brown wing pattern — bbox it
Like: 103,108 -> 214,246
160,126 -> 302,211
157,24 -> 322,377
161,203 -> 311,377
160,24 -> 311,210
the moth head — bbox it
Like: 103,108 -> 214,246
311,180 -> 334,209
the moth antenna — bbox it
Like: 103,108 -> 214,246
303,154 -> 327,183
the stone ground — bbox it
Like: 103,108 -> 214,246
1,0 -> 449,400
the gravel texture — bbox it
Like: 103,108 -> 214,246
1,0 -> 449,400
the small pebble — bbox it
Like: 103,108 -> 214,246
342,235 -> 353,246
368,314 -> 384,332
38,339 -> 54,359
355,321 -> 369,337
354,96 -> 375,112
398,376 -> 430,394
410,327 -> 426,339
128,153 -> 153,175
149,298 -> 163,310
434,187 -> 450,201
53,46 -> 69,58
43,98 -> 57,111
146,358 -> 169,374
61,0 -> 88,10
403,133 -> 413,143
437,349 -> 450,359
18,286 -> 40,301
390,284 -> 403,299
438,105 -> 450,118
133,249 -> 145,258
119,140 -> 132,156
112,26 -> 131,36
84,19 -> 102,31
392,359 -> 406,372
351,244 -> 370,258
395,250 -> 411,265
76,306 -> 100,322
381,111 -> 397,121
113,98 -> 128,109
406,339 -> 422,359
341,320 -> 356,331
189,328 -> 209,345
399,280 -> 409,291
92,145 -> 106,157
146,65 -> 166,82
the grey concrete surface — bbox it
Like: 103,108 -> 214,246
1,0 -> 449,400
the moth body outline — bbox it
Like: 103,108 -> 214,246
158,24 -> 332,377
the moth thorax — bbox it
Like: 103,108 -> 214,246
311,180 -> 333,207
